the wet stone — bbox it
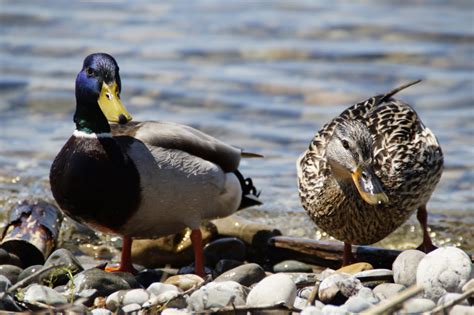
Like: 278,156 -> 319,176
0,294 -> 23,312
203,237 -> 246,268
0,249 -> 22,267
43,248 -> 84,286
416,247 -> 472,301
0,275 -> 11,292
214,263 -> 266,287
273,260 -> 313,273
392,249 -> 425,287
113,271 -> 142,289
401,298 -> 436,313
0,264 -> 23,284
164,274 -> 204,291
134,269 -> 163,288
246,273 -> 296,307
187,281 -> 246,311
17,264 -> 43,282
71,268 -> 131,299
373,283 -> 406,300
214,259 -> 243,276
23,284 -> 68,306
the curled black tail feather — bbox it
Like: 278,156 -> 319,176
233,170 -> 262,210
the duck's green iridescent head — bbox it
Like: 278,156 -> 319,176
326,119 -> 389,206
74,53 -> 132,133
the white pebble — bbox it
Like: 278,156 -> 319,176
246,273 -> 296,307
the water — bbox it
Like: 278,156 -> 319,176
1,0 -> 473,251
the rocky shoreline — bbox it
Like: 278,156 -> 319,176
0,201 -> 472,314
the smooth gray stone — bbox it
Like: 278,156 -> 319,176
416,247 -> 472,301
214,259 -> 243,276
353,268 -> 393,278
0,275 -> 11,292
402,298 -> 436,313
24,284 -> 67,306
188,281 -> 246,311
106,288 -> 150,311
0,264 -> 23,284
214,263 -> 266,287
17,265 -> 43,283
246,273 -> 296,307
344,296 -> 373,313
43,248 -> 84,286
71,268 -> 131,298
373,283 -> 406,300
273,260 -> 313,273
392,249 -> 425,287
203,237 -> 246,267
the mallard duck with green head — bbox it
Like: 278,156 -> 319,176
50,53 -> 261,275
297,81 -> 443,265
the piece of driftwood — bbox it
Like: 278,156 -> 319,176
0,200 -> 63,267
268,236 -> 402,269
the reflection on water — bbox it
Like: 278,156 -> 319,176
1,0 -> 473,251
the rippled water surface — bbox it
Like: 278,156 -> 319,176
1,1 -> 473,251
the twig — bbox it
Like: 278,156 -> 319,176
430,288 -> 474,314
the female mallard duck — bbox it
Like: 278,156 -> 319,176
297,81 -> 443,265
50,53 -> 261,276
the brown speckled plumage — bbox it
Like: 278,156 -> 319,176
297,81 -> 443,245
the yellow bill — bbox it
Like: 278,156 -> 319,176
352,165 -> 389,206
97,81 -> 132,124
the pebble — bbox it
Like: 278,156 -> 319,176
273,260 -> 313,273
164,274 -> 204,291
161,308 -> 191,315
437,293 -> 469,306
293,296 -> 308,309
373,283 -> 406,300
318,273 -> 362,304
401,298 -> 436,313
246,273 -> 296,307
319,268 -> 336,280
112,271 -> 141,289
337,262 -> 373,275
353,268 -> 393,278
416,247 -> 472,301
147,282 -> 180,297
0,265 -> 23,284
214,259 -> 243,276
344,295 -> 373,313
300,306 -> 323,315
106,288 -> 150,311
203,237 -> 246,267
177,265 -> 213,276
121,303 -> 141,313
0,294 -> 23,312
0,275 -> 11,292
17,265 -> 43,283
144,290 -> 181,307
91,308 -> 112,315
449,305 -> 474,315
321,304 -> 347,314
23,284 -> 67,306
71,268 -> 131,298
188,280 -> 246,311
134,269 -> 163,288
214,263 -> 266,287
355,287 -> 379,304
43,248 -> 84,286
392,249 -> 425,287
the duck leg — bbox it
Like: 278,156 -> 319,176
342,242 -> 356,266
416,205 -> 437,253
191,229 -> 205,277
105,236 -> 137,274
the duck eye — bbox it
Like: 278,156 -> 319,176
85,67 -> 95,77
341,139 -> 350,150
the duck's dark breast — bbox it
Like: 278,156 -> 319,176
50,135 -> 141,233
